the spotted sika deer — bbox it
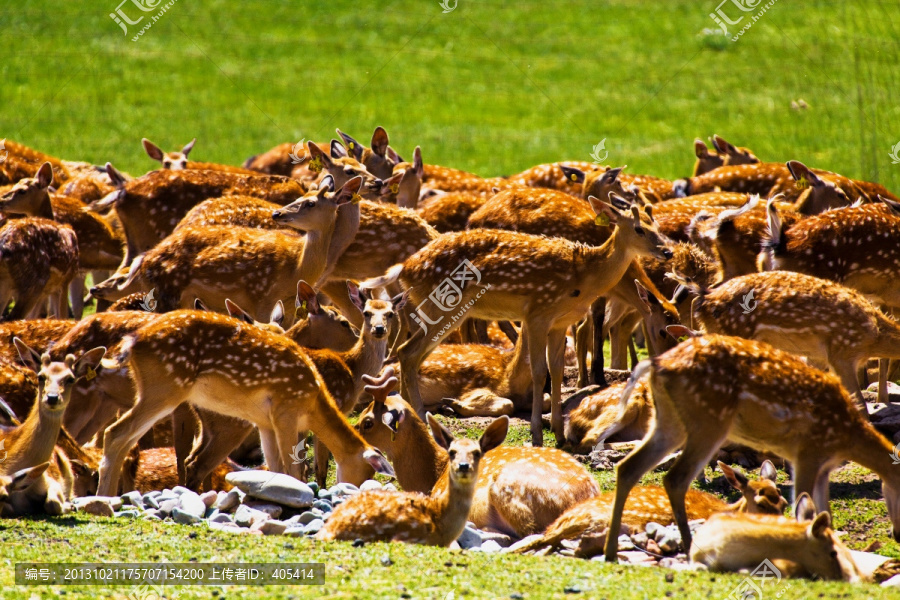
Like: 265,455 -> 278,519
603,334 -> 900,562
564,377 -> 655,453
95,310 -> 394,495
141,138 -> 257,174
0,339 -> 105,514
691,493 -> 861,581
317,413 -> 509,546
514,461 -> 786,557
335,126 -> 401,180
678,269 -> 900,406
365,195 -> 671,446
692,135 -> 760,177
96,163 -> 305,264
90,176 -> 363,323
356,368 -> 599,538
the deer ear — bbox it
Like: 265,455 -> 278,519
794,492 -> 817,522
370,126 -> 389,157
296,280 -> 319,315
336,129 -> 364,160
387,146 -> 403,164
808,511 -> 832,539
559,165 -> 585,184
694,139 -> 710,158
413,146 -> 424,178
335,177 -> 362,204
665,324 -> 697,340
270,301 -> 285,327
712,134 -> 733,154
181,138 -> 196,156
759,460 -> 777,483
426,413 -> 455,450
10,463 -> 50,491
330,139 -> 348,159
392,290 -> 409,311
347,281 -> 367,311
718,461 -> 748,491
105,163 -> 128,188
587,196 -> 619,226
193,298 -> 209,311
73,347 -> 107,379
479,415 -> 509,454
36,162 -> 54,188
142,138 -> 164,161
634,280 -> 658,308
600,166 -> 625,186
14,338 -> 42,373
225,299 -> 255,324
363,448 -> 395,478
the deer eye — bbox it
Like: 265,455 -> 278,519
37,374 -> 47,383
448,449 -> 457,459
64,376 -> 75,385
386,313 -> 394,319
362,419 -> 374,430
830,551 -> 838,558
363,312 -> 373,319
304,200 -> 315,208
635,227 -> 646,236
344,167 -> 355,175
472,450 -> 481,459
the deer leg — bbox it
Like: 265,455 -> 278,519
98,396 -> 183,496
790,455 -> 822,508
314,436 -> 332,488
69,276 -> 86,319
171,403 -> 200,486
575,318 -> 590,388
523,323 -> 550,447
879,358 -> 890,404
258,428 -> 285,474
547,328 -> 567,446
63,389 -> 103,442
398,328 -> 441,419
185,414 -> 254,489
663,434 -> 726,554
590,298 -> 607,387
628,338 -> 639,370
830,355 -> 866,411
497,321 -> 519,345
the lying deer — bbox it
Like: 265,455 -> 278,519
95,310 -> 394,495
317,413 -> 509,546
691,493 -> 861,582
356,370 -> 599,538
564,377 -> 654,454
141,138 -> 257,174
364,194 -> 672,446
692,135 -> 760,177
603,333 -> 900,562
514,460 -> 786,557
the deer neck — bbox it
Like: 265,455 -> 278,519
386,418 -> 448,494
294,224 -> 335,289
501,337 -> 532,398
714,523 -> 811,561
316,202 -> 361,288
872,316 -> 900,359
342,331 -> 388,402
431,475 -> 478,545
24,191 -> 56,220
584,227 -> 637,293
9,404 -> 64,471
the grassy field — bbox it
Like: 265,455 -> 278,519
3,0 -> 900,598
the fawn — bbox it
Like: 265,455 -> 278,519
317,412 -> 509,546
95,310 -> 394,495
356,369 -> 599,538
364,194 -> 671,446
514,460 -> 786,557
603,333 -> 900,562
141,138 -> 256,174
691,493 -> 861,581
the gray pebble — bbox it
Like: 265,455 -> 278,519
172,508 -> 202,525
214,489 -> 242,513
302,519 -> 324,535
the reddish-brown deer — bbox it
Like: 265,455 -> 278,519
691,493 -> 861,581
356,370 -> 599,538
141,138 -> 257,174
692,135 -> 760,176
603,334 -> 900,562
364,195 -> 671,446
95,310 -> 394,495
514,460 -> 785,557
317,412 -> 509,546
335,126 -> 401,180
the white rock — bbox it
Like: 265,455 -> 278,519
178,491 -> 207,519
225,471 -> 314,508
359,480 -> 383,492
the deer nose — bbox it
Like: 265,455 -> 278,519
45,393 -> 61,407
373,325 -> 386,336
272,210 -> 283,219
457,462 -> 471,472
662,248 -> 673,259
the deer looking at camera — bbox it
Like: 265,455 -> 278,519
318,413 -> 508,547
95,310 -> 395,496
602,333 -> 900,562
141,138 -> 257,174
514,460 -> 786,557
356,368 -> 599,538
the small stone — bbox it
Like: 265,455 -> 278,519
255,520 -> 288,535
283,527 -> 306,537
80,499 -> 114,517
208,520 -> 244,533
121,491 -> 144,508
510,594 -> 524,600
226,471 -> 315,508
307,482 -> 319,495
171,486 -> 191,496
328,483 -> 359,497
74,496 -> 123,511
145,490 -> 163,499
172,508 -> 202,525
645,539 -> 662,555
143,509 -> 162,519
630,532 -> 649,549
618,551 -> 658,566
645,522 -> 662,538
158,499 -> 179,517
209,513 -> 233,524
234,505 -> 270,528
143,494 -> 160,510
383,483 -> 398,493
317,490 -> 333,502
143,513 -> 162,521
380,555 -> 393,566
359,480 -> 383,492
617,534 -> 635,551
295,510 -> 323,525
214,489 -> 242,512
241,500 -> 282,519
481,540 -> 502,553
480,532 -> 514,547
313,500 -> 333,513
456,525 -> 483,549
179,491 -> 207,519
114,510 -> 139,519
563,585 -> 581,594
200,490 -> 218,508
351,539 -> 365,547
205,507 -> 218,519
303,518 -> 324,535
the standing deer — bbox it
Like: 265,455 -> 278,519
355,369 -> 599,538
513,461 -> 786,557
141,138 -> 257,174
691,493 -> 861,581
364,195 -> 671,446
603,334 -> 900,562
95,310 -> 394,495
678,269 -> 900,406
317,413 -> 509,546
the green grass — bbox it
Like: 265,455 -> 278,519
3,1 -> 900,597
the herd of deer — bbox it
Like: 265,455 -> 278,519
1,129 -> 899,583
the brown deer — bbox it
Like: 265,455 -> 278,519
0,139 -> 72,186
95,310 -> 394,495
564,377 -> 655,454
421,164 -> 509,197
416,191 -> 490,233
514,460 -> 785,557
692,135 -> 760,176
365,195 -> 671,446
691,493 -> 861,581
305,142 -> 384,199
141,138 -> 257,174
603,333 -> 900,562
677,269 -> 900,406
242,141 -> 331,177
0,217 -> 79,319
506,161 -> 598,194
317,413 -> 509,546
376,146 -> 423,210
335,126 -> 401,180
0,162 -> 123,317
90,176 -> 363,322
0,461 -> 72,516
355,370 -> 599,538
96,163 -> 305,265
558,164 -> 675,204
175,196 -> 299,233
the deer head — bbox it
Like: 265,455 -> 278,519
0,162 -> 53,214
272,174 -> 362,230
14,338 -> 106,413
348,282 -> 408,341
142,138 -> 196,170
787,160 -> 851,215
591,194 -> 673,261
426,413 -> 508,488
